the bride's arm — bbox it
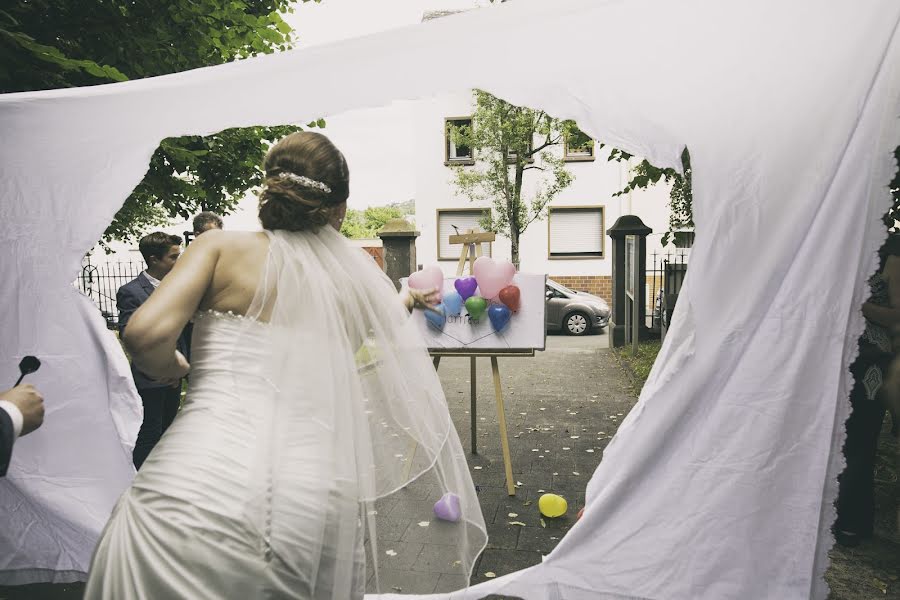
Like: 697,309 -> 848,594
401,287 -> 440,313
123,231 -> 222,379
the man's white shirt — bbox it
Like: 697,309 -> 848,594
0,401 -> 23,438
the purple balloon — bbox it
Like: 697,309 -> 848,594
433,492 -> 461,522
454,277 -> 478,300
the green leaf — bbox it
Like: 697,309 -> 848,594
275,19 -> 292,35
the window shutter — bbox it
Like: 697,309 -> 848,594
549,208 -> 603,255
437,210 -> 492,259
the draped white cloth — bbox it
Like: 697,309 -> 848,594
0,0 -> 898,597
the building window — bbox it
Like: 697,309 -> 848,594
445,117 -> 474,166
564,127 -> 595,161
437,209 -> 492,260
548,206 -> 604,258
506,138 -> 534,164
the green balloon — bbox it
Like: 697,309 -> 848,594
465,296 -> 488,320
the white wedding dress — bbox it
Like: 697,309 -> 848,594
84,228 -> 486,599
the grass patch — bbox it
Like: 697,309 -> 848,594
612,339 -> 662,391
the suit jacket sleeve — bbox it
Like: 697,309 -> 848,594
117,284 -> 142,338
0,408 -> 14,477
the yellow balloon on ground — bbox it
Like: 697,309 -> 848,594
538,493 -> 568,518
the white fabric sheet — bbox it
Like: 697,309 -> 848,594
0,0 -> 898,597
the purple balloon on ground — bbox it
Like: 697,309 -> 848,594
433,492 -> 461,522
454,277 -> 478,300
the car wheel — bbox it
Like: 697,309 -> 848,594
564,311 -> 591,336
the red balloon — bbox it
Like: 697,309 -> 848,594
498,285 -> 521,313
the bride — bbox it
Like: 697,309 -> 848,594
85,132 -> 486,598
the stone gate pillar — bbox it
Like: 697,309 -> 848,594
378,218 -> 420,290
607,215 -> 652,348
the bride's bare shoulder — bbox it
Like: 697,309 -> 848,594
193,230 -> 269,253
200,229 -> 266,243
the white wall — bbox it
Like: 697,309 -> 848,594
412,91 -> 674,277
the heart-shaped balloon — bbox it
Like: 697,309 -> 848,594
473,256 -> 516,300
538,493 -> 568,518
443,291 -> 464,317
424,304 -> 447,330
498,285 -> 521,313
408,265 -> 443,301
454,277 -> 478,300
433,492 -> 461,522
488,303 -> 512,331
465,296 -> 487,320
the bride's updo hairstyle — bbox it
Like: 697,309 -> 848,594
258,131 -> 350,232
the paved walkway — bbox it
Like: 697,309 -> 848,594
365,330 -> 638,594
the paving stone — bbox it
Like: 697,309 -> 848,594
484,521 -> 521,550
401,479 -> 441,500
433,572 -> 471,593
473,548 -> 543,581
370,517 -> 412,542
366,568 -> 438,594
402,520 -> 468,545
411,543 -> 471,575
551,473 -> 587,490
516,525 -> 563,554
387,498 -> 444,522
365,540 -> 424,572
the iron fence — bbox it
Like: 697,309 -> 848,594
77,257 -> 146,329
645,249 -> 689,332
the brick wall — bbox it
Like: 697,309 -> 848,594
550,275 -> 612,304
362,246 -> 385,270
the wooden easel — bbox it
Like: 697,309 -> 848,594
431,230 -> 518,496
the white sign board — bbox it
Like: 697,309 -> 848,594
402,273 -> 546,352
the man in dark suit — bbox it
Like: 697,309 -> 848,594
192,211 -> 223,237
118,232 -> 190,469
0,384 -> 45,476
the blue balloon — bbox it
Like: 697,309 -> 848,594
443,291 -> 464,317
488,303 -> 512,332
425,304 -> 447,330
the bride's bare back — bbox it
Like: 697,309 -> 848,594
121,229 -> 271,371
196,230 -> 271,317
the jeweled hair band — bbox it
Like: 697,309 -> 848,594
277,171 -> 332,194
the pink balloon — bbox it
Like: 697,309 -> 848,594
473,256 -> 516,300
407,265 -> 443,301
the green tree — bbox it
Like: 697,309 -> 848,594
340,204 -> 412,240
1,1 -> 321,246
609,147 -> 693,247
448,90 -> 575,267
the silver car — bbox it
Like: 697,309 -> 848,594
545,278 -> 610,336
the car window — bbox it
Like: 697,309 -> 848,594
549,281 -> 575,296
